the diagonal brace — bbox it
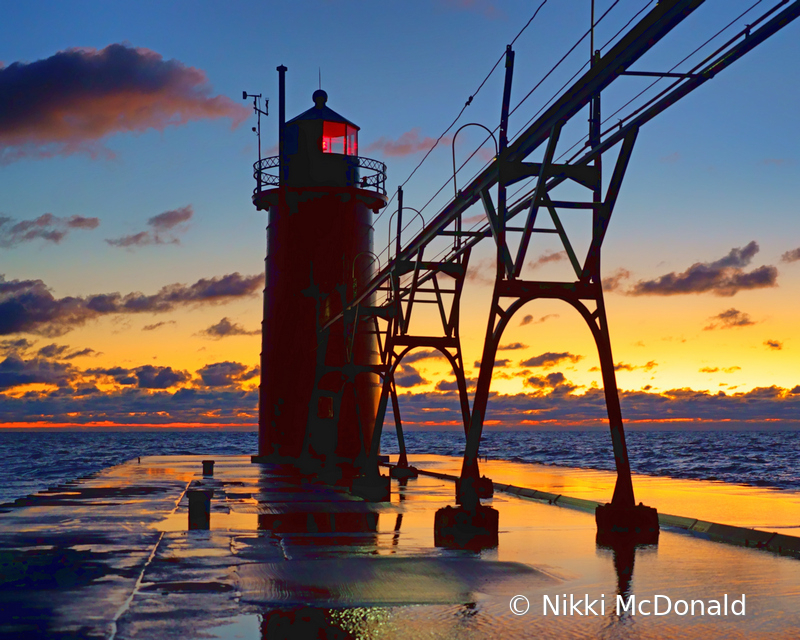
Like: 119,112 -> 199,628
514,123 -> 563,276
582,127 -> 639,280
481,189 -> 514,278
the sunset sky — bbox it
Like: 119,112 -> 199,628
1,0 -> 799,429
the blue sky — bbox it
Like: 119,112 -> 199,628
1,1 -> 799,427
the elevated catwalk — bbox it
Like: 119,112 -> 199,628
1,455 -> 799,639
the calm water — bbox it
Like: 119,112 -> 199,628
0,429 -> 797,505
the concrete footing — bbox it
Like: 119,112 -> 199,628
434,504 -> 499,549
389,465 -> 419,479
350,474 -> 391,502
595,502 -> 659,545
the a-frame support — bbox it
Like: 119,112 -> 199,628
454,119 -> 657,543
311,0 -> 800,546
358,239 -> 475,491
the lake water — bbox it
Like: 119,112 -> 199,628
0,429 -> 797,505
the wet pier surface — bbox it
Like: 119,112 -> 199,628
1,454 -> 799,639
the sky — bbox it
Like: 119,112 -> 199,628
0,0 -> 798,430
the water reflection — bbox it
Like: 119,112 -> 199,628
601,540 -> 637,602
596,538 -> 658,636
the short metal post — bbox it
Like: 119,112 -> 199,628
187,489 -> 213,530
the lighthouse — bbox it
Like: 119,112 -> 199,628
251,67 -> 387,479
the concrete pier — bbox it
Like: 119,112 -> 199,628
1,454 -> 799,639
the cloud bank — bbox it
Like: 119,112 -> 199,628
1,353 -> 797,428
390,385 -> 800,430
0,272 -> 263,336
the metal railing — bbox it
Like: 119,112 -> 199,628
355,157 -> 388,195
253,155 -> 387,195
252,156 -> 280,190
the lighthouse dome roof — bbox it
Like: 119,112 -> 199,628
286,90 -> 359,130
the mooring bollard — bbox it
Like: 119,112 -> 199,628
202,459 -> 215,476
187,488 -> 214,530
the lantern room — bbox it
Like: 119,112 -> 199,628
252,87 -> 387,211
282,90 -> 366,190
321,119 -> 358,155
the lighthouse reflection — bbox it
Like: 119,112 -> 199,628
261,607 -> 363,639
257,511 -> 379,541
252,464 -> 388,640
255,464 -> 382,546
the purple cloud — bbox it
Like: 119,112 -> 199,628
0,272 -> 262,336
521,352 -> 582,368
106,205 -> 193,248
200,317 -> 259,339
704,308 -> 755,331
0,44 -> 248,163
0,213 -> 99,247
630,242 -> 777,296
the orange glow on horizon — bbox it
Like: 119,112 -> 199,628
0,421 -> 257,430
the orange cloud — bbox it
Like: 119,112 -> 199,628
365,128 -> 452,157
602,268 -> 632,292
528,250 -> 566,270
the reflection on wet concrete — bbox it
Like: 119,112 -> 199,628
260,607 -> 355,640
237,556 -> 555,607
609,542 -> 636,601
596,540 -> 639,619
2,454 -> 800,639
410,454 -> 800,535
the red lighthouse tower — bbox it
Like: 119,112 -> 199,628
251,68 -> 387,479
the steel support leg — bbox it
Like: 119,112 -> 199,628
592,295 -> 635,507
586,292 -> 658,543
390,380 -> 408,468
388,378 -> 419,479
434,289 -> 501,549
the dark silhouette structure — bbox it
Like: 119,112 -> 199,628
249,0 -> 800,545
251,70 -> 387,484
